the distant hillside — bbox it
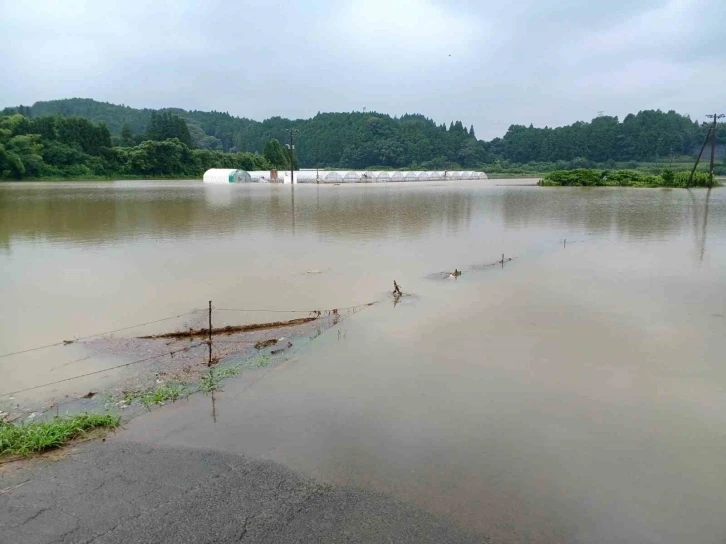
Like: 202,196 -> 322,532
3,98 -> 724,168
12,99 -> 485,169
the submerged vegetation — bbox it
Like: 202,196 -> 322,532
198,359 -> 270,393
539,169 -> 715,188
123,382 -> 188,410
0,413 -> 120,457
198,365 -> 242,393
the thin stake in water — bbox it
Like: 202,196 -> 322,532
208,300 -> 212,367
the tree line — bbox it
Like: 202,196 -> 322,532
0,113 -> 271,180
488,110 -> 724,163
1,98 -> 725,180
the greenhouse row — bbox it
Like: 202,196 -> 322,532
293,170 -> 489,183
204,169 -> 488,184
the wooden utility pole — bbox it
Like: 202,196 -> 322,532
288,129 -> 298,185
706,114 -> 724,188
688,127 -> 713,188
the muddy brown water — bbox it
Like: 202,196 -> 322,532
2,180 -> 726,542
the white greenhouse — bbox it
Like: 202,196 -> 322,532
320,171 -> 343,183
203,169 -> 252,184
204,168 -> 488,184
342,171 -> 361,183
358,172 -> 376,183
294,170 -> 319,183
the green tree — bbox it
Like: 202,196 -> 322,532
263,139 -> 290,169
120,123 -> 134,147
145,112 -> 192,148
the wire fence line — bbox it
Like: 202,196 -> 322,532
0,310 -> 204,359
214,302 -> 377,313
0,300 -> 379,399
0,342 -> 206,398
0,302 -> 377,360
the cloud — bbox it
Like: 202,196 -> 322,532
1,0 -> 724,139
324,0 -> 485,66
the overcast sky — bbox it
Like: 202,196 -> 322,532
1,0 -> 724,139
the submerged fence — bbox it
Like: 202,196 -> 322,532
0,301 -> 376,400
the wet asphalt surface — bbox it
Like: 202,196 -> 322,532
0,441 -> 486,544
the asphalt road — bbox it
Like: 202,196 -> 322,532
0,441 -> 486,544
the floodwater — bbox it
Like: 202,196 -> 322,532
2,180 -> 726,542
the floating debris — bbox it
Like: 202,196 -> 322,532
393,280 -> 403,296
271,342 -> 293,355
254,338 -> 278,350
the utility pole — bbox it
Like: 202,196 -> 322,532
687,115 -> 723,188
706,113 -> 724,188
288,129 -> 298,185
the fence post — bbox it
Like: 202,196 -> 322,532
208,300 -> 212,367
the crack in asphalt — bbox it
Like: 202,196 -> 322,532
6,506 -> 48,528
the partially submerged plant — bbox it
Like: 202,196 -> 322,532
198,365 -> 241,393
246,356 -> 270,369
124,382 -> 187,410
0,413 -> 120,457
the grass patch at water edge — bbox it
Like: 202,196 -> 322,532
0,413 -> 120,457
246,355 -> 270,369
198,365 -> 241,393
198,358 -> 270,393
124,382 -> 187,410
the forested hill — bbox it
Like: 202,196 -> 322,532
12,99 -> 485,169
3,98 -> 725,169
490,112 -> 724,164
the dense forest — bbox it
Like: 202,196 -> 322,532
0,113 -> 270,180
1,98 -> 725,180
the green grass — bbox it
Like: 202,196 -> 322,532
0,413 -> 120,457
245,356 -> 270,369
198,358 -> 270,393
124,382 -> 187,410
198,366 -> 241,393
